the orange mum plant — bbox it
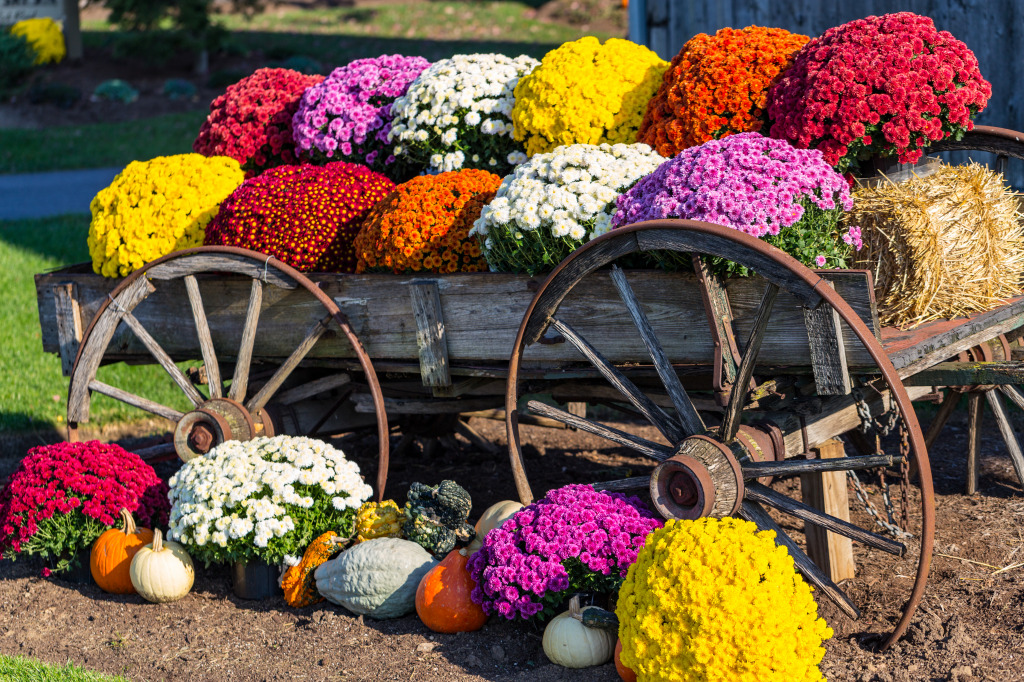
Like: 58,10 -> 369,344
638,26 -> 808,157
355,169 -> 501,274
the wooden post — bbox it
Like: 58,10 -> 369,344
52,282 -> 83,377
800,438 -> 855,582
408,281 -> 453,396
966,392 -> 983,495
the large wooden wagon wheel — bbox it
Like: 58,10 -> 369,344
505,221 -> 934,650
66,246 -> 391,498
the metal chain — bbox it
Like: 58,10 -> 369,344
899,420 -> 911,530
847,469 -> 913,539
852,386 -> 900,437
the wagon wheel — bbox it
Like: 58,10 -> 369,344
505,220 -> 934,650
66,246 -> 391,499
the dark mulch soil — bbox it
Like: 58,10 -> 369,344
1,407 -> 1023,681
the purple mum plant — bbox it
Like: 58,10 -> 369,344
467,484 -> 663,620
292,54 -> 430,180
612,132 -> 860,273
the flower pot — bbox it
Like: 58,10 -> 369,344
232,558 -> 282,600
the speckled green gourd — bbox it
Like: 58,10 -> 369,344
314,537 -> 438,619
403,480 -> 475,556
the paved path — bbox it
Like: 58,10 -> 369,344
0,167 -> 122,220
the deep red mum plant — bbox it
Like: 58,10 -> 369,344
204,162 -> 395,272
193,68 -> 325,175
767,12 -> 991,172
0,441 -> 169,573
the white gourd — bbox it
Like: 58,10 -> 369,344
542,596 -> 615,668
314,537 -> 438,619
466,500 -> 523,554
129,529 -> 195,603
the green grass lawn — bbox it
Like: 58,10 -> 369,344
83,1 -> 616,64
0,111 -> 208,175
0,215 -> 190,433
0,654 -> 128,681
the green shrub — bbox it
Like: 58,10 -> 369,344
0,32 -> 35,93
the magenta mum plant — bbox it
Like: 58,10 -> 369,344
292,54 -> 430,180
467,484 -> 663,620
613,132 -> 859,273
0,441 -> 169,573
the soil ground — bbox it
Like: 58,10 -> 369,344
0,407 -> 1022,682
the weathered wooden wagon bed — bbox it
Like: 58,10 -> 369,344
32,126 -> 1024,649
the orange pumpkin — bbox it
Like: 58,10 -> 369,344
90,508 -> 154,594
614,639 -> 637,682
415,548 -> 487,633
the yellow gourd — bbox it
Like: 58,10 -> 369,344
281,531 -> 344,608
354,500 -> 403,543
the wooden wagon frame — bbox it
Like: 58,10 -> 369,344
33,125 -> 1024,649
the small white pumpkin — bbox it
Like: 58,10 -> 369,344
542,596 -> 615,668
466,500 -> 523,554
129,528 -> 194,603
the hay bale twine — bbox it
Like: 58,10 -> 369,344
849,162 -> 1024,328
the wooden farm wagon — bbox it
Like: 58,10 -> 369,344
34,126 -> 1024,650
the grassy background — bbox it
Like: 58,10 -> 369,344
0,215 -> 191,433
0,112 -> 208,175
0,655 -> 128,682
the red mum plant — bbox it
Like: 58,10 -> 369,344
193,68 -> 325,175
767,12 -> 991,172
0,441 -> 169,574
204,162 -> 395,272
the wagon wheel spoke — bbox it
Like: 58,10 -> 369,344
984,389 -> 1024,486
246,314 -> 333,414
610,265 -> 704,436
184,274 -> 222,399
527,400 -> 671,460
745,481 -> 905,556
229,278 -> 263,402
120,308 -> 205,406
720,282 -> 779,442
740,453 -> 898,479
592,477 -> 651,493
740,500 -> 861,619
549,318 -> 686,443
88,379 -> 184,423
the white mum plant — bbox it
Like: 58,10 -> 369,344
167,435 -> 372,566
387,53 -> 539,176
471,142 -> 667,274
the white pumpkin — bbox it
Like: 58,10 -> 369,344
129,528 -> 194,603
314,537 -> 437,619
542,596 -> 615,668
466,500 -> 523,554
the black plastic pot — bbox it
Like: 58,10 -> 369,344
54,549 -> 93,584
232,558 -> 282,600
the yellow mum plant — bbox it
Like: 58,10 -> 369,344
617,517 -> 832,682
511,37 -> 668,157
88,154 -> 244,278
10,17 -> 65,65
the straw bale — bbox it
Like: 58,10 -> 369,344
849,162 -> 1024,328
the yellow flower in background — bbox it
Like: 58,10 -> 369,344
88,154 -> 244,278
10,17 -> 65,65
617,517 -> 832,682
511,37 -> 668,157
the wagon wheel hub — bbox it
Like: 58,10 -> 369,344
173,397 -> 269,461
651,435 -> 745,519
